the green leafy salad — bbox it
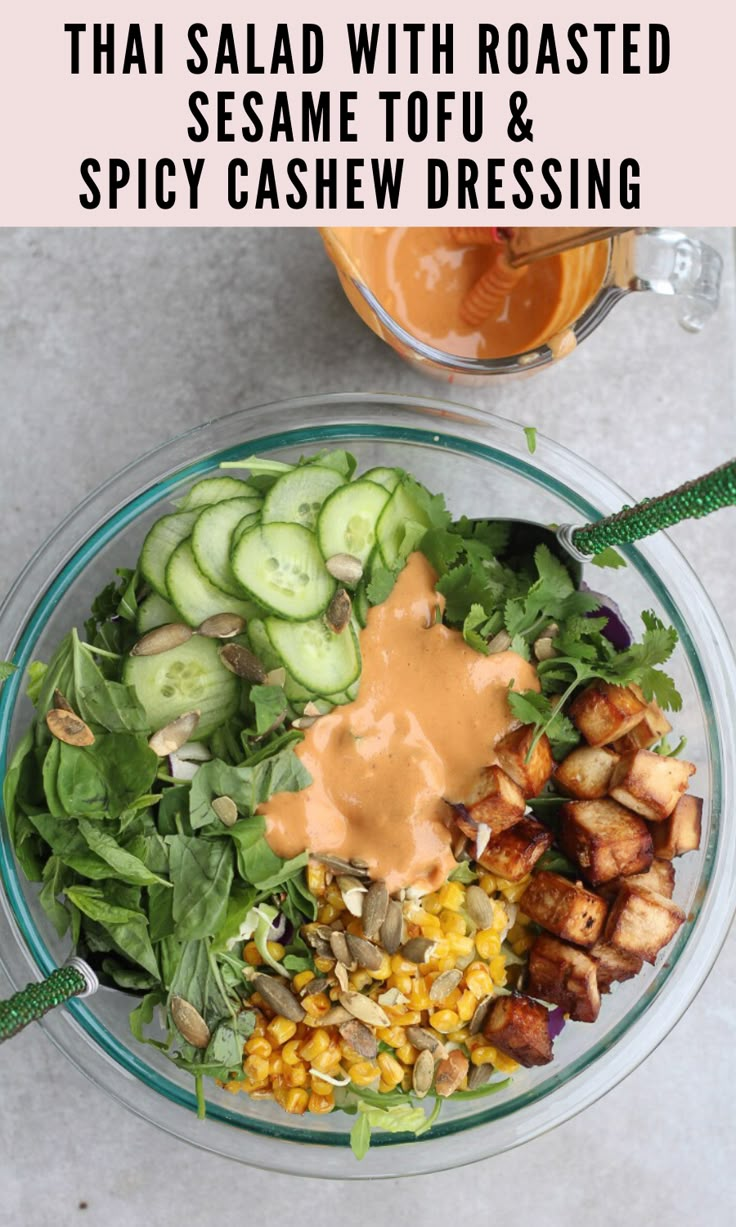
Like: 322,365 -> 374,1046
0,444 -> 682,1156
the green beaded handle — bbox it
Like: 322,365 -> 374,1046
560,458 -> 736,558
0,959 -> 98,1041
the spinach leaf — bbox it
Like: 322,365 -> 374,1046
188,748 -> 310,831
31,632 -> 75,719
70,632 -> 148,733
167,835 -> 234,941
157,785 -> 192,836
0,661 -> 17,687
2,728 -> 35,846
101,959 -> 159,991
251,850 -> 309,895
205,1012 -> 256,1068
250,685 -> 288,736
66,884 -> 159,977
148,882 -> 176,943
38,855 -> 75,936
77,819 -> 170,887
168,938 -> 235,1028
28,812 -> 115,880
211,882 -> 257,952
129,989 -> 167,1045
54,733 -> 157,819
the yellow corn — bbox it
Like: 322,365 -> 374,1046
446,935 -> 475,958
421,891 -> 442,916
283,1062 -> 308,1087
493,1051 -> 520,1073
309,1075 -> 335,1096
268,1056 -> 284,1077
479,873 -> 497,895
440,909 -> 466,936
244,1054 -> 270,1082
470,1044 -> 497,1066
244,1035 -> 272,1059
349,1061 -> 381,1087
390,955 -> 418,976
299,1029 -> 331,1061
389,972 -> 414,996
284,1088 -> 309,1114
314,955 -> 335,973
292,970 -> 315,992
401,1070 -> 413,1092
448,1027 -> 471,1045
326,884 -> 345,910
395,1010 -> 422,1027
368,952 -> 393,981
408,983 -> 432,1011
282,1039 -> 302,1066
266,1015 -> 298,1046
302,992 -> 331,1018
317,903 -> 341,924
376,1024 -> 405,1048
266,941 -> 285,962
349,970 -> 373,992
492,902 -> 509,932
512,935 -> 534,956
490,955 -> 507,985
377,1052 -> 404,1087
429,1009 -> 460,1034
438,881 -> 465,912
308,1091 -> 334,1113
395,1042 -> 416,1065
457,989 -> 478,1021
309,1049 -> 342,1075
475,928 -> 502,960
465,964 -> 494,999
307,860 -> 327,897
243,941 -> 261,966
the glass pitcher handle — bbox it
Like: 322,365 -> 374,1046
633,228 -> 723,333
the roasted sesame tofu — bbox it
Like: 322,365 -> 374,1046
612,697 -> 673,752
603,883 -> 685,964
476,816 -> 554,882
609,749 -> 696,821
527,934 -> 601,1022
495,725 -> 554,797
589,939 -> 644,991
559,798 -> 653,886
614,858 -> 676,899
651,794 -> 703,859
520,870 -> 608,947
464,765 -> 527,835
483,992 -> 553,1067
555,746 -> 620,799
568,682 -> 647,747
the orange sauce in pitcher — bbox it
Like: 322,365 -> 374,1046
262,553 -> 538,892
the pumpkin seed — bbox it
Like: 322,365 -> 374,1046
251,973 -> 305,1022
170,996 -> 210,1049
45,708 -> 95,747
435,1050 -> 469,1098
219,643 -> 267,683
345,934 -> 383,971
405,1026 -> 444,1056
377,988 -> 408,1008
52,689 -> 74,713
401,937 -> 436,965
533,635 -> 558,662
339,1018 -> 378,1059
468,1063 -> 493,1091
303,1005 -> 352,1028
362,880 -> 389,941
325,553 -> 363,586
487,629 -> 512,654
334,962 -> 350,992
380,899 -> 403,954
148,710 -> 201,756
292,716 -> 317,730
303,924 -> 333,949
299,977 -> 329,998
196,612 -> 247,639
469,994 -> 494,1036
337,875 -> 366,917
265,666 -> 287,687
313,854 -> 369,878
412,1049 -> 435,1098
211,795 -> 238,827
325,588 -> 352,634
131,623 -> 193,656
303,701 -> 323,718
338,991 -> 390,1028
329,931 -> 354,968
429,969 -> 463,1002
466,884 -> 494,929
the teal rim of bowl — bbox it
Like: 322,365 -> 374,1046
0,421 -> 720,1149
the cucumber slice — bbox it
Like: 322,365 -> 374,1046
140,511 -> 199,600
178,475 -> 261,510
166,538 -> 256,628
247,618 -> 283,673
231,512 -> 262,550
123,636 -> 239,739
376,480 -> 434,570
284,671 -> 312,703
231,523 -> 334,621
362,466 -> 403,493
265,617 -> 361,695
316,480 -> 390,567
262,465 -> 346,531
136,592 -> 178,633
191,497 -> 262,597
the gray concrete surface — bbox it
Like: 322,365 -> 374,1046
1,227 -> 735,1224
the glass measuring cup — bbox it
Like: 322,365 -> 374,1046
320,228 -> 723,384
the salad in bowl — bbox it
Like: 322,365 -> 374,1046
1,431 -> 704,1161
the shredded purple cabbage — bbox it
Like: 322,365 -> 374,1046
547,1006 -> 566,1040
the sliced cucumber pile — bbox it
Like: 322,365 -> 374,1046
124,453 -> 443,744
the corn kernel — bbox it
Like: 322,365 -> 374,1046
308,1091 -> 334,1114
244,1054 -> 270,1082
512,935 -> 534,956
283,1062 -> 308,1087
408,984 -> 432,1011
448,1027 -> 471,1045
498,878 -> 530,903
447,935 -> 475,958
493,1051 -> 520,1073
475,928 -> 502,960
266,941 -> 285,962
244,1035 -> 272,1059
465,965 -> 494,999
401,1070 -> 413,1092
490,955 -> 507,985
314,955 -> 335,974
395,1010 -> 422,1027
309,1049 -> 342,1075
349,1061 -> 381,1087
303,992 -> 331,1018
368,952 -> 393,981
377,1052 -> 404,1087
223,1080 -> 243,1093
284,1088 -> 309,1115
266,1015 -> 298,1046
292,970 -> 315,992
395,1042 -> 417,1065
268,1055 -> 284,1077
440,909 -> 467,936
422,892 -> 442,916
248,1087 -> 275,1101
429,1009 -> 460,1034
349,970 -> 373,992
438,881 -> 465,912
309,1075 -> 335,1096
282,1039 -> 302,1066
307,860 -> 327,897
326,884 -> 345,909
457,989 -> 478,1021
390,955 -> 418,976
388,972 -> 414,996
243,941 -> 261,966
492,902 -> 509,932
471,1044 -> 497,1066
299,1028 -> 331,1061
317,903 -> 341,924
479,873 -> 497,895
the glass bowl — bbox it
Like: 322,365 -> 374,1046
1,393 -> 734,1178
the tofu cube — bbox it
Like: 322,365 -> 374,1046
495,725 -> 554,798
476,816 -> 554,882
612,700 -> 673,753
651,794 -> 703,859
464,766 -> 527,836
589,940 -> 644,992
483,993 -> 553,1067
527,934 -> 601,1022
603,883 -> 685,964
555,746 -> 620,799
568,683 -> 647,747
559,799 -> 653,886
616,859 -> 676,899
609,750 -> 696,821
520,870 -> 608,948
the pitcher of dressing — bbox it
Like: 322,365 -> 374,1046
320,227 -> 722,384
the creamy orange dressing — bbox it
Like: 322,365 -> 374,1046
326,227 -> 609,360
262,552 -> 538,893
